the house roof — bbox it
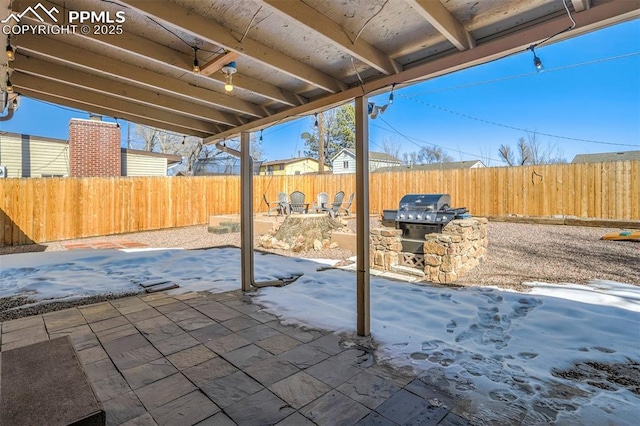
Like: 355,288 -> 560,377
571,151 -> 640,163
373,160 -> 485,172
333,148 -> 401,163
121,148 -> 183,164
3,1 -> 635,143
261,157 -> 319,167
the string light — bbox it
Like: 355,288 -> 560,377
6,34 -> 14,61
192,47 -> 200,74
389,83 -> 396,104
314,113 -> 319,128
259,129 -> 263,142
6,73 -> 13,93
181,135 -> 186,145
529,46 -> 543,71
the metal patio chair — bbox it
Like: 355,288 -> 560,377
264,192 -> 288,216
339,192 -> 355,216
288,191 -> 309,214
326,191 -> 345,218
312,192 -> 329,213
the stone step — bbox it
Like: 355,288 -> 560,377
219,221 -> 241,232
0,336 -> 105,425
208,225 -> 231,234
391,264 -> 426,278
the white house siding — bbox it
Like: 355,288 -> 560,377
332,150 -> 401,174
0,134 -> 69,177
332,151 -> 357,174
122,152 -> 168,176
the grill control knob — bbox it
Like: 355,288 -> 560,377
417,214 -> 422,220
408,214 -> 413,220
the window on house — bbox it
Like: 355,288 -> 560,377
343,161 -> 349,169
278,164 -> 284,170
295,171 -> 300,175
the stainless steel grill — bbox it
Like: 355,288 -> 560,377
384,193 -> 468,255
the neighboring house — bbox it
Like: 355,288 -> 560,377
259,157 -> 329,175
0,128 -> 181,178
373,160 -> 486,173
331,148 -> 401,174
571,151 -> 640,163
121,149 -> 182,177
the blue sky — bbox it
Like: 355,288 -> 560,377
1,19 -> 638,166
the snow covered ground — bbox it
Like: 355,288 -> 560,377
1,247 -> 639,424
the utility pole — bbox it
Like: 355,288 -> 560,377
317,112 -> 325,174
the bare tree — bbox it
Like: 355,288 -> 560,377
380,137 -> 401,160
132,124 -> 206,174
499,133 -> 566,166
417,145 -> 453,164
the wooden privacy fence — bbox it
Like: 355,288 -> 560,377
0,161 -> 638,246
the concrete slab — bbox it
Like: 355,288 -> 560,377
134,373 -> 196,411
299,389 -> 370,425
243,357 -> 300,387
268,371 -> 331,409
0,336 -> 105,426
200,371 -> 264,408
225,389 -> 295,426
166,344 -> 217,370
149,391 -> 220,425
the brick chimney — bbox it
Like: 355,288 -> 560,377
69,117 -> 121,177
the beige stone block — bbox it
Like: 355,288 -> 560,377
374,251 -> 385,267
381,228 -> 402,237
390,243 -> 403,252
440,257 -> 453,273
384,252 -> 399,269
423,254 -> 441,267
423,242 -> 447,256
447,245 -> 461,256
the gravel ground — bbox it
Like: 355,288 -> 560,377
1,220 -> 638,300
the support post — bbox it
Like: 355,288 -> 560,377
240,132 -> 254,291
355,96 -> 370,336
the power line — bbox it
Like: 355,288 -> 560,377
374,117 -> 504,163
406,52 -> 640,96
403,97 -> 640,148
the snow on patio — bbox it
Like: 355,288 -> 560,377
1,247 -> 639,424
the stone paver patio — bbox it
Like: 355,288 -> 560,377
0,290 -> 471,425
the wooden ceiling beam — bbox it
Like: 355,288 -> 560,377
404,0 -> 475,51
15,35 -> 264,119
14,54 -> 231,129
13,72 -> 221,134
200,51 -> 240,76
206,0 -> 639,143
119,0 -> 347,93
259,0 -> 399,75
14,0 -> 303,107
17,88 -> 211,137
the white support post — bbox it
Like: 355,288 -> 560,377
240,131 -> 254,292
355,96 -> 370,336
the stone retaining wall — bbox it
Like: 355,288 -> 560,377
371,217 -> 488,284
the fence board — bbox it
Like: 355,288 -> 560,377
0,161 -> 638,246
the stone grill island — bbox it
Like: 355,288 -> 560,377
371,217 -> 488,284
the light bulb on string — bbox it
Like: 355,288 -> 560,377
389,83 -> 396,104
6,74 -> 13,93
6,35 -> 14,61
192,47 -> 200,73
314,113 -> 319,128
529,45 -> 543,71
221,62 -> 237,92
